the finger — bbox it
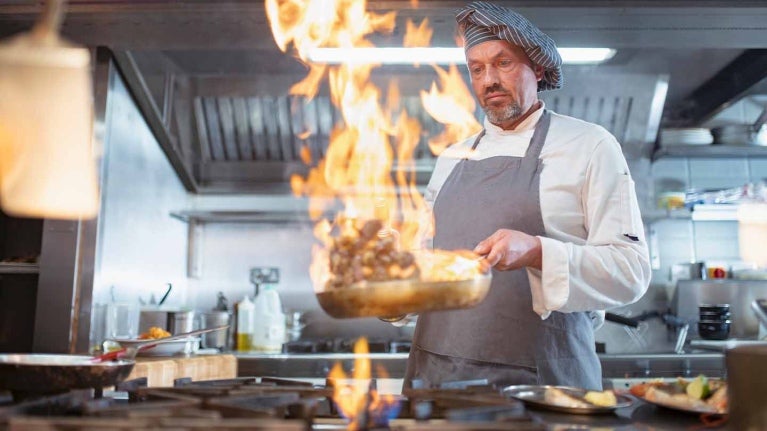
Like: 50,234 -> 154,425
484,247 -> 503,267
473,240 -> 491,255
477,258 -> 492,273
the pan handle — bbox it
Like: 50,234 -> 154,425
604,312 -> 640,328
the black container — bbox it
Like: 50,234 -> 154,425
698,320 -> 731,340
699,304 -> 730,313
699,310 -> 732,321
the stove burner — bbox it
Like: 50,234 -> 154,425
0,376 -> 541,430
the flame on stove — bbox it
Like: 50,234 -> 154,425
328,338 -> 401,429
265,0 -> 485,292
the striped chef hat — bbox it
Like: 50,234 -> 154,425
456,1 -> 562,91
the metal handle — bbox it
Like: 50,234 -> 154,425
604,312 -> 640,328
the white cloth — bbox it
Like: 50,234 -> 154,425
425,104 -> 651,320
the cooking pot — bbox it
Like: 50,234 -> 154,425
0,354 -> 134,400
711,106 -> 767,146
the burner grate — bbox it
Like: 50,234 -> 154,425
0,376 -> 543,430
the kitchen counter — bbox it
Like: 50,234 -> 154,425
236,351 -> 725,381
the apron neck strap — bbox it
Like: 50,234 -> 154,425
524,109 -> 550,160
469,109 -> 552,159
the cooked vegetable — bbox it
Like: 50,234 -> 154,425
685,375 -> 711,400
584,390 -> 617,407
139,326 -> 171,339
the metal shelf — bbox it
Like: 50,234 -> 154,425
170,210 -> 319,224
653,144 -> 767,160
0,262 -> 39,274
643,204 -> 738,222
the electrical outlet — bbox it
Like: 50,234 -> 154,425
250,267 -> 280,285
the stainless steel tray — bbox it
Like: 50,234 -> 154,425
503,385 -> 633,415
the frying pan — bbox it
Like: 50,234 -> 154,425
0,354 -> 134,400
316,272 -> 492,319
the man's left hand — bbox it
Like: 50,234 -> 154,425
473,229 -> 543,271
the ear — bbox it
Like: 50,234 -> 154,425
534,64 -> 545,82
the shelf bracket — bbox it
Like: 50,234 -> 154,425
187,219 -> 204,279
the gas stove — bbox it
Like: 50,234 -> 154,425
0,376 -> 543,430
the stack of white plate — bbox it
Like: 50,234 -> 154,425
659,128 -> 714,147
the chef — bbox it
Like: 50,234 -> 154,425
404,1 -> 651,390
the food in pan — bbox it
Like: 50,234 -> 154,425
139,326 -> 171,340
630,375 -> 727,414
326,219 -> 419,289
325,218 -> 489,290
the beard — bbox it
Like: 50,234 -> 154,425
483,101 -> 523,126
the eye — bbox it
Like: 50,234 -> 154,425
469,65 -> 483,75
497,59 -> 513,68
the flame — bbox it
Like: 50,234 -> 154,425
421,64 -> 482,156
328,338 -> 401,429
267,0 -> 486,293
403,18 -> 432,48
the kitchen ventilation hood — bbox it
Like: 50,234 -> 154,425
115,51 -> 668,194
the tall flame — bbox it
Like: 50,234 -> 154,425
266,0 -> 485,293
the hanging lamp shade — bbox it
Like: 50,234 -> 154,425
0,0 -> 99,219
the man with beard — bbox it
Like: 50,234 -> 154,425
403,1 -> 651,390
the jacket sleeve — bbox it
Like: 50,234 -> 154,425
527,137 -> 651,319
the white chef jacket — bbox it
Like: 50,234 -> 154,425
425,104 -> 651,320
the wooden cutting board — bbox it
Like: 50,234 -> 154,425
126,354 -> 237,387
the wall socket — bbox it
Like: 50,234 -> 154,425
250,267 -> 280,285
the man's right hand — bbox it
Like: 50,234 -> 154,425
473,229 -> 543,271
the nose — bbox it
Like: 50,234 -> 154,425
481,65 -> 501,88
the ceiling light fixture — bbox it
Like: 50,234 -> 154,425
307,47 -> 616,65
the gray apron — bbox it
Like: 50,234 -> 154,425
405,111 -> 602,390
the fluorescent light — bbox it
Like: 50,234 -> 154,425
558,48 -> 616,64
307,47 -> 616,65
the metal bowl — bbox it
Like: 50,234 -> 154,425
316,273 -> 492,319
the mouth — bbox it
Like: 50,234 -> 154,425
484,93 -> 508,104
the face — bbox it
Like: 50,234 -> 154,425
466,40 -> 544,129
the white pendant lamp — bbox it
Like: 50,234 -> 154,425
0,0 -> 99,219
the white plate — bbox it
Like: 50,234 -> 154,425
112,337 -> 201,357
